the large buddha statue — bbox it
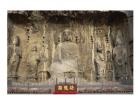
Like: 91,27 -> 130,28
50,29 -> 80,83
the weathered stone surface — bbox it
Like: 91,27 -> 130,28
8,11 -> 133,85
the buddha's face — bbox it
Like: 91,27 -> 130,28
64,29 -> 70,35
63,29 -> 72,42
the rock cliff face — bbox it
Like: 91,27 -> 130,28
8,11 -> 133,84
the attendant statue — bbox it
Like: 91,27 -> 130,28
8,36 -> 22,79
38,44 -> 50,81
113,30 -> 128,81
26,46 -> 40,81
95,37 -> 106,81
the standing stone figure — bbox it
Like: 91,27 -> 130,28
26,46 -> 40,81
38,44 -> 50,81
8,36 -> 22,79
106,51 -> 113,81
113,30 -> 128,81
95,37 -> 106,81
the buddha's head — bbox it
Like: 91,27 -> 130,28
62,29 -> 73,42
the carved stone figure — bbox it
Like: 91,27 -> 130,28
113,30 -> 128,81
8,36 -> 22,79
95,37 -> 106,81
105,51 -> 113,81
38,44 -> 50,81
50,29 -> 80,83
26,46 -> 40,81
